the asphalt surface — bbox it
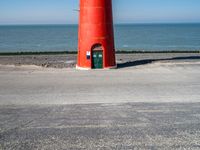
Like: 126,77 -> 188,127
0,103 -> 200,150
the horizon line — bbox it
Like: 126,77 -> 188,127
1,22 -> 200,26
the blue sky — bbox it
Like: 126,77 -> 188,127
0,0 -> 200,24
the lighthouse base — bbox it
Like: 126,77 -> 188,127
76,65 -> 91,70
76,65 -> 117,70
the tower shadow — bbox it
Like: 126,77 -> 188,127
117,56 -> 200,69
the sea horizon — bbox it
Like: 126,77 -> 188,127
1,22 -> 200,26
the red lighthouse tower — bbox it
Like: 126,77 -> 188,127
76,0 -> 116,69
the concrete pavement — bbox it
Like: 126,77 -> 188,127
0,60 -> 200,149
0,60 -> 200,105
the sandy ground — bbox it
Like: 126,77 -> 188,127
0,54 -> 200,149
0,53 -> 200,68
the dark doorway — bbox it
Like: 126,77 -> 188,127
92,44 -> 103,69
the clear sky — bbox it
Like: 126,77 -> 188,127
0,0 -> 200,25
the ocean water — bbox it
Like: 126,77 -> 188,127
0,24 -> 200,52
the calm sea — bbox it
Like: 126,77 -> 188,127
0,24 -> 200,52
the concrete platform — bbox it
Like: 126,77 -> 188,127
0,60 -> 200,149
0,60 -> 200,105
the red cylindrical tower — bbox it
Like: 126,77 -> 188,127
76,0 -> 116,69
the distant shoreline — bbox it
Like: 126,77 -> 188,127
0,50 -> 200,56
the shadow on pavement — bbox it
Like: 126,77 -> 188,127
117,56 -> 200,68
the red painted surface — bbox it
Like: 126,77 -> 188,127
77,0 -> 116,69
